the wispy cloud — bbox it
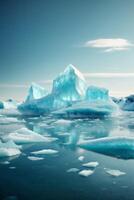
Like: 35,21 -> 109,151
84,38 -> 133,52
0,84 -> 28,88
84,73 -> 134,78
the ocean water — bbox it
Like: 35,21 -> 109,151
0,111 -> 134,200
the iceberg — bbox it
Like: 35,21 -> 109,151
0,140 -> 21,158
105,169 -> 126,177
78,169 -> 94,177
118,95 -> 134,111
18,65 -> 118,117
82,161 -> 99,168
7,127 -> 56,144
79,136 -> 134,159
25,82 -> 47,102
31,149 -> 58,155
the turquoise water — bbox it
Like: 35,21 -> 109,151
1,112 -> 134,200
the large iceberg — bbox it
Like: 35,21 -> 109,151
25,82 -> 47,102
79,136 -> 134,159
0,140 -> 21,157
0,101 -> 4,109
18,65 -> 118,117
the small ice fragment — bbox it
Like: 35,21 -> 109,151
78,156 -> 84,162
82,162 -> 99,168
67,168 -> 79,173
105,169 -> 126,177
31,149 -> 58,155
28,156 -> 44,161
79,169 -> 94,177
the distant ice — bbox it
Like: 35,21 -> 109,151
67,168 -> 79,173
78,156 -> 85,162
105,169 -> 126,177
82,161 -> 99,168
79,169 -> 94,177
31,149 -> 58,155
27,156 -> 44,161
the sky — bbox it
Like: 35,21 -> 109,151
0,0 -> 134,100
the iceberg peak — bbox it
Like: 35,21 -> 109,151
52,64 -> 87,101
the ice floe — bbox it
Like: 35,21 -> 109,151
7,127 -> 57,144
82,161 -> 99,168
27,156 -> 44,161
79,169 -> 94,177
31,149 -> 58,155
105,169 -> 126,177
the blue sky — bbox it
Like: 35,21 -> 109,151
0,0 -> 134,100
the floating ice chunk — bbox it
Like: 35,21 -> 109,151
31,149 -> 58,155
79,136 -> 134,158
105,169 -> 126,177
79,169 -> 94,177
0,140 -> 21,158
27,156 -> 44,161
67,168 -> 79,173
7,127 -> 55,144
78,156 -> 85,162
25,82 -> 47,102
82,161 -> 99,168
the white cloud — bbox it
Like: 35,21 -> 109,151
84,73 -> 134,78
84,38 -> 133,52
